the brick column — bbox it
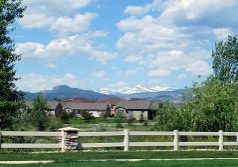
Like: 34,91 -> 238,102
59,127 -> 79,152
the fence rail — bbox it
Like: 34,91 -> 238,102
0,131 -> 62,150
1,129 -> 238,152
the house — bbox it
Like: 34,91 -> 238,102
115,101 -> 159,120
47,101 -> 63,116
63,102 -> 110,118
96,97 -> 124,116
25,101 -> 63,116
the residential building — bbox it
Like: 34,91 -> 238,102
96,97 -> 124,116
25,101 -> 63,116
115,101 -> 159,120
63,102 -> 110,117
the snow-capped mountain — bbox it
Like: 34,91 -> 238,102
98,85 -> 174,95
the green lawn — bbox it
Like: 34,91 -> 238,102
1,151 -> 238,167
68,117 -> 119,125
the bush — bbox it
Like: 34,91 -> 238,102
48,117 -> 63,131
127,113 -> 135,125
139,112 -> 144,123
81,110 -> 94,121
115,112 -> 126,128
59,110 -> 70,123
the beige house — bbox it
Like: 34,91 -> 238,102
115,101 -> 158,120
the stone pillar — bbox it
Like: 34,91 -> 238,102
59,127 -> 79,152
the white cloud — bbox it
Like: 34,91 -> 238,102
148,69 -> 171,77
177,73 -> 187,80
117,16 -> 189,52
45,63 -> 58,69
117,0 -> 237,77
20,13 -> 55,28
186,60 -> 212,75
17,73 -> 83,92
16,34 -> 117,63
124,0 -> 163,16
92,71 -> 107,80
149,50 -> 212,77
20,0 -> 92,28
213,28 -> 233,41
117,69 -> 141,76
50,13 -> 96,34
159,0 -> 238,28
110,81 -> 127,88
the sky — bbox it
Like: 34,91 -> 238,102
13,0 -> 238,92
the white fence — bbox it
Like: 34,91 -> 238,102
1,130 -> 238,151
0,131 -> 62,150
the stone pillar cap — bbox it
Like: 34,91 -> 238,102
58,127 -> 79,131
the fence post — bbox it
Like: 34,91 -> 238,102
61,130 -> 65,152
59,127 -> 79,152
173,130 -> 179,151
124,129 -> 129,151
219,130 -> 223,151
237,133 -> 238,143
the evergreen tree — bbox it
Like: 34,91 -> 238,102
0,0 -> 25,130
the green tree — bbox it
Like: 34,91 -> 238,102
31,94 -> 49,131
156,102 -> 187,131
183,77 -> 238,132
212,35 -> 238,82
0,0 -> 25,130
58,109 -> 70,124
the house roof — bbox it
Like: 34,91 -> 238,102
149,101 -> 160,110
64,102 -> 109,111
116,101 -> 153,110
25,101 -> 59,110
96,97 -> 123,105
47,101 -> 60,110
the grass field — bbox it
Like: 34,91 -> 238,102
1,151 -> 238,166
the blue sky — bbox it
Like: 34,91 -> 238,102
13,0 -> 238,92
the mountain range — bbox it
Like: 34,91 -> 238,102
25,85 -> 114,100
98,85 -> 173,94
25,85 -> 184,102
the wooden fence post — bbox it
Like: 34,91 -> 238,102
173,130 -> 179,151
219,130 -> 223,151
124,129 -> 129,151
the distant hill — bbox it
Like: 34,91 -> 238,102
25,85 -> 115,101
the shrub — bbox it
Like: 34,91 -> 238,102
81,110 -> 94,121
49,117 -> 63,131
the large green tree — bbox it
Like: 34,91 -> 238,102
182,77 -> 238,132
0,0 -> 25,130
31,94 -> 49,131
212,35 -> 238,82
